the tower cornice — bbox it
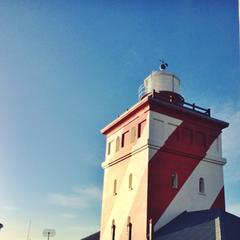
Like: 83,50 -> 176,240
101,91 -> 229,136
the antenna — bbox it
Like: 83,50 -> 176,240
42,229 -> 56,240
26,220 -> 31,240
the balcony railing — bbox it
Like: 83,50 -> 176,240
138,84 -> 147,100
138,85 -> 211,117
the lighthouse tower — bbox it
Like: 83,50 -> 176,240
99,63 -> 228,240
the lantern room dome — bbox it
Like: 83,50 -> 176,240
138,64 -> 181,100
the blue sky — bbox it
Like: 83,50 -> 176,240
0,0 -> 239,239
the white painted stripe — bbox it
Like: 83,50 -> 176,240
154,140 -> 224,230
148,111 -> 182,159
101,112 -> 181,239
100,115 -> 150,239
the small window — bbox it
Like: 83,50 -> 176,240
182,127 -> 193,144
121,134 -> 125,148
137,123 -> 141,138
130,127 -> 136,143
138,120 -> 146,138
115,137 -> 120,152
171,172 -> 178,189
129,174 -> 133,190
196,132 -> 206,148
127,216 -> 132,240
112,219 -> 116,240
121,131 -> 129,148
199,177 -> 205,193
108,141 -> 113,155
113,179 -> 117,196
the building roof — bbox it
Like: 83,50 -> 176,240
80,209 -> 240,240
81,231 -> 99,240
154,209 -> 240,240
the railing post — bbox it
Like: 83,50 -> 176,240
193,103 -> 195,110
153,89 -> 155,96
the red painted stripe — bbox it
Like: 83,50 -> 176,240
147,119 -> 221,226
211,187 -> 225,211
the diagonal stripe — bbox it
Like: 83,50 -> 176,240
211,187 -> 225,210
100,112 -> 148,239
154,154 -> 224,229
148,118 -> 222,228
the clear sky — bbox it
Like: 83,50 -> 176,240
0,0 -> 239,239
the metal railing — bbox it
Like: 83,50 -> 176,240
138,84 -> 147,100
183,102 -> 211,116
138,85 -> 211,117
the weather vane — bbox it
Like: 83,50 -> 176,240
159,59 -> 168,71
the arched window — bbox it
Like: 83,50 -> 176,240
127,216 -> 132,240
129,174 -> 133,190
113,179 -> 117,196
108,141 -> 112,155
171,172 -> 178,189
111,219 -> 116,240
115,137 -> 120,152
130,127 -> 136,143
199,177 -> 205,193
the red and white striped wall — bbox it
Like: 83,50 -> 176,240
100,93 -> 228,240
147,110 -> 226,232
100,99 -> 150,240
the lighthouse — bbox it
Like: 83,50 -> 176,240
99,63 -> 229,240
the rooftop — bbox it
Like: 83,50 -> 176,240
81,209 -> 240,240
154,209 -> 240,240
